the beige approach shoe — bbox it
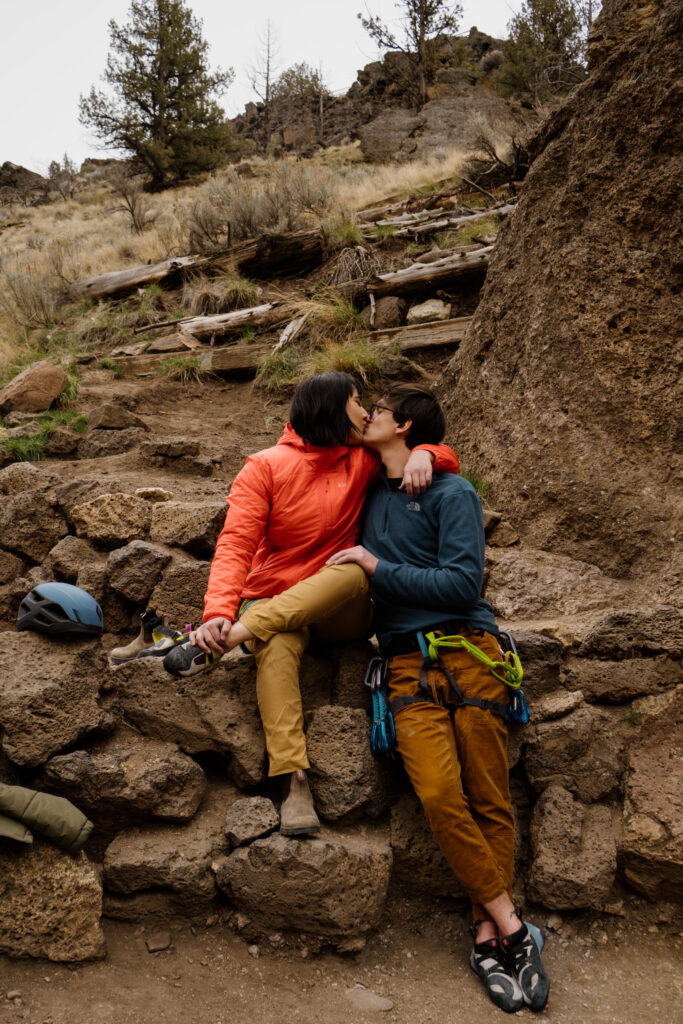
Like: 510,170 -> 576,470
279,770 -> 321,836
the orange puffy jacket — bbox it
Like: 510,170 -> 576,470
203,425 -> 460,622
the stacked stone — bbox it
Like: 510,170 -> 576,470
0,460 -> 681,964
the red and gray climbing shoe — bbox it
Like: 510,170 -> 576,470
470,937 -> 524,1014
501,922 -> 549,1012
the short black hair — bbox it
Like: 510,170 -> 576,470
379,383 -> 446,447
290,372 -> 363,447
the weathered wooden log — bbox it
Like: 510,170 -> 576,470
178,303 -> 289,342
69,252 -> 231,302
227,228 -> 324,279
71,228 -> 324,301
368,247 -> 492,298
372,317 -> 472,352
361,204 -> 514,240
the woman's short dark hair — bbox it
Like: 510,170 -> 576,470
290,372 -> 363,447
380,383 -> 446,447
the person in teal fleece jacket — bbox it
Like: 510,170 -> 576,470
327,383 -> 549,1015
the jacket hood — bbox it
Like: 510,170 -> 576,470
277,424 -> 352,463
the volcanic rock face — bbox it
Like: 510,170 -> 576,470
439,0 -> 683,594
0,842 -> 105,961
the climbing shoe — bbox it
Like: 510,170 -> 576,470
136,624 -> 187,660
110,609 -> 163,665
279,770 -> 321,837
470,937 -> 524,1014
163,638 -> 222,678
501,922 -> 549,1012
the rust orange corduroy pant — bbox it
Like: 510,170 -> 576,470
388,632 -> 515,921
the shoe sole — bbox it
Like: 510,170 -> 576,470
280,824 -> 321,837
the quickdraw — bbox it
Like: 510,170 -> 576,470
364,656 -> 397,755
418,630 -> 523,689
417,629 -> 530,726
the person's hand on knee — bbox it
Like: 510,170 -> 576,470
190,617 -> 232,654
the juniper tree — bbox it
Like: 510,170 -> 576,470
359,0 -> 463,106
498,0 -> 593,101
79,0 -> 235,189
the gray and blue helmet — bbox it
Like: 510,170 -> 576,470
17,582 -> 103,637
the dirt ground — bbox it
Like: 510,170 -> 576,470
0,901 -> 680,1024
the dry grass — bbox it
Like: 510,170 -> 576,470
335,145 -> 468,212
181,273 -> 261,315
0,145 -> 471,370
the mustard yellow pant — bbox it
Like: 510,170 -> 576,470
388,632 -> 514,921
237,563 -> 372,777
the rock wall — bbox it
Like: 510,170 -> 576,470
438,0 -> 682,594
0,459 -> 681,961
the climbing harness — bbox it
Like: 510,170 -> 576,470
364,656 -> 397,755
392,629 -> 530,726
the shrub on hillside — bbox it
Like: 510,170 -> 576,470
187,163 -> 336,251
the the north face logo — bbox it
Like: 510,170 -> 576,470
406,501 -> 421,511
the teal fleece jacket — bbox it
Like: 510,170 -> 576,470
361,470 -> 498,654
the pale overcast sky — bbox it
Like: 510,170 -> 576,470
1,0 -> 522,173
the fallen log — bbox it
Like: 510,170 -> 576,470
178,303 -> 289,342
372,317 -> 472,353
361,204 -> 514,240
226,228 -> 324,279
69,252 -> 229,302
334,246 -> 492,301
70,228 -> 324,302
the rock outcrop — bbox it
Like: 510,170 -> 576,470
439,0 -> 683,597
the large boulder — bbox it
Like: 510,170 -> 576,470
619,688 -> 683,900
330,643 -> 374,710
306,706 -> 390,822
106,540 -> 171,604
43,535 -> 104,583
0,632 -> 112,767
438,0 -> 682,590
149,501 -> 226,556
79,427 -> 146,459
514,631 -> 564,696
485,548 -> 629,621
0,361 -> 68,414
562,655 -> 682,703
0,461 -> 54,495
225,796 -> 279,847
577,607 -> 683,660
0,489 -> 68,561
76,563 -> 133,634
113,656 -> 266,788
0,842 -> 105,961
214,825 -> 392,943
37,727 -> 206,824
523,703 -> 628,803
87,403 -> 148,431
103,780 -> 237,919
70,493 -> 151,548
0,551 -> 25,585
358,109 -> 421,163
528,784 -> 617,909
148,560 -> 211,628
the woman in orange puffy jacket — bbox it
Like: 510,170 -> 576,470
186,372 -> 459,835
